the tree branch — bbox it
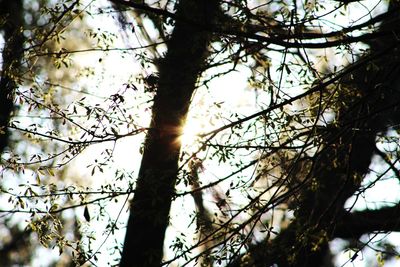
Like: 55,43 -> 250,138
109,0 -> 179,20
335,204 -> 400,239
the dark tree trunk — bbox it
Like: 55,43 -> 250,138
0,0 -> 24,154
119,1 -> 220,266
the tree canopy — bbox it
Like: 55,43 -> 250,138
1,0 -> 400,266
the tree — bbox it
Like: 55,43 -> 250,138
1,0 -> 400,266
0,0 -> 24,153
117,1 -> 221,266
227,3 -> 400,266
0,2 -> 37,265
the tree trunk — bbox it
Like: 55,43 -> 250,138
0,0 -> 24,153
119,1 -> 220,266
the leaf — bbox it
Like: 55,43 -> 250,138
84,206 -> 90,222
111,127 -> 118,135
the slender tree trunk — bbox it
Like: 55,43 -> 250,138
120,1 -> 220,266
0,0 -> 24,154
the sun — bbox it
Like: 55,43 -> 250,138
180,119 -> 202,146
179,116 -> 207,149
176,89 -> 217,151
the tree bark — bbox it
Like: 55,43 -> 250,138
0,0 -> 24,154
119,1 -> 220,266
